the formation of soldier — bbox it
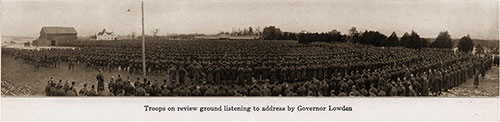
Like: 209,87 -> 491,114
10,40 -> 490,97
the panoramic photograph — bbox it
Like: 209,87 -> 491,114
1,0 -> 498,97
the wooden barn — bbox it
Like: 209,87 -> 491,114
33,26 -> 77,46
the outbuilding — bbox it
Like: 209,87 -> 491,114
33,26 -> 77,46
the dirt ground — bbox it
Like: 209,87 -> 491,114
440,66 -> 499,97
2,54 -> 499,97
1,55 -> 171,96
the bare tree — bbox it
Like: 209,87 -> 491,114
151,28 -> 160,37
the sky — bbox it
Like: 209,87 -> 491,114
1,0 -> 499,39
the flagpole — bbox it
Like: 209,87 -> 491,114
141,0 -> 147,78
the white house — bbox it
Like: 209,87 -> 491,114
96,29 -> 116,40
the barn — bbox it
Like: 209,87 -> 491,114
33,26 -> 77,46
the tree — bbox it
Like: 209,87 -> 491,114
151,28 -> 160,37
400,32 -> 410,47
358,31 -> 387,46
348,27 -> 358,36
386,32 -> 400,47
401,31 -> 427,49
131,32 -> 136,39
458,35 -> 474,52
431,31 -> 453,48
262,26 -> 282,40
247,27 -> 254,36
348,27 -> 361,43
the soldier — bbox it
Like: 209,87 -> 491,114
204,85 -> 216,96
422,77 -> 429,96
154,83 -> 163,96
239,85 -> 249,96
330,90 -> 336,97
296,84 -> 307,96
359,85 -> 368,96
284,88 -> 294,96
145,81 -> 154,96
96,69 -> 105,93
45,80 -> 53,96
260,85 -> 271,96
161,84 -> 172,96
192,86 -> 202,96
272,83 -> 281,96
79,83 -> 89,96
474,71 -> 480,88
349,85 -> 360,96
398,82 -> 406,96
320,80 -> 330,96
377,88 -> 386,96
369,84 -> 378,96
116,89 -> 125,96
168,65 -> 178,83
389,81 -> 399,96
109,77 -> 116,94
181,85 -> 191,96
408,85 -> 417,96
136,83 -> 147,96
172,84 -> 182,96
339,79 -> 349,95
178,65 -> 187,84
249,85 -> 260,96
338,87 -> 347,96
65,87 -> 77,96
88,85 -> 98,96
98,87 -> 113,96
63,80 -> 71,92
124,81 -> 135,96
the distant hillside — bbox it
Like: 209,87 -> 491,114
1,36 -> 36,42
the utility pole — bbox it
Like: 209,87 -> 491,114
141,0 -> 146,77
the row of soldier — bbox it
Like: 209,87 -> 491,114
46,58 -> 489,97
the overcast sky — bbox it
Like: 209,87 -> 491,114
1,0 -> 498,39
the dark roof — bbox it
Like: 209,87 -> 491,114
40,27 -> 77,34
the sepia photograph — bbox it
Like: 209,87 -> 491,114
1,0 -> 499,121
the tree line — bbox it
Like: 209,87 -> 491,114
261,26 -> 476,53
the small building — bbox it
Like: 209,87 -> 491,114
33,26 -> 77,46
94,28 -> 117,40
